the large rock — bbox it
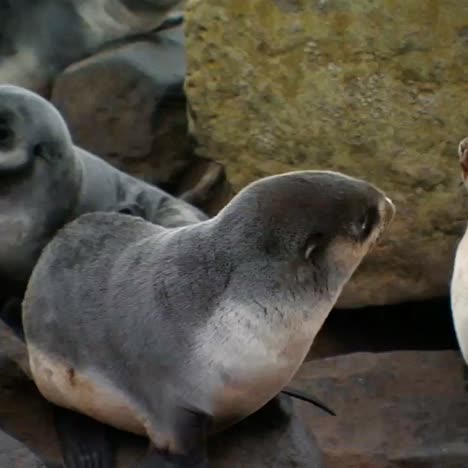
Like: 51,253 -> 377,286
184,0 -> 468,308
295,350 -> 468,467
51,30 -> 229,215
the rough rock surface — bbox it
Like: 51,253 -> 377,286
296,350 -> 468,467
184,0 -> 468,308
51,28 -> 229,215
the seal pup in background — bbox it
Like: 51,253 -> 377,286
0,84 -> 206,300
0,0 -> 184,92
22,170 -> 395,467
451,136 -> 468,387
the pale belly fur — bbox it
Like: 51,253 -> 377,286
451,226 -> 468,364
28,299 -> 329,444
199,298 -> 329,428
29,346 -> 147,436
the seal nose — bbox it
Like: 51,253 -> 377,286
0,111 -> 15,151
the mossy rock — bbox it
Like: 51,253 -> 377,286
184,0 -> 468,307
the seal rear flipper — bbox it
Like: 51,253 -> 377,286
281,386 -> 336,416
53,406 -> 114,468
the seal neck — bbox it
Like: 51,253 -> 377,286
71,147 -> 122,217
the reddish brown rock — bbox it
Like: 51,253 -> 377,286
293,351 -> 468,468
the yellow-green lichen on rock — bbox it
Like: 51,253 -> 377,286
184,0 -> 468,308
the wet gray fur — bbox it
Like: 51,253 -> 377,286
0,84 -> 206,289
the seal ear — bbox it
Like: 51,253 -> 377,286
304,243 -> 315,260
304,232 -> 325,260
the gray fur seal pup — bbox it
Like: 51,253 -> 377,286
22,170 -> 395,467
0,0 -> 183,92
0,84 -> 206,296
451,136 -> 468,386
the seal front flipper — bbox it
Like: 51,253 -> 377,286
281,386 -> 336,416
137,409 -> 211,468
53,406 -> 114,468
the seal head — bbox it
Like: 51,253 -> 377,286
214,170 -> 394,296
0,85 -> 80,283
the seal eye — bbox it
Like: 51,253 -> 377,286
357,206 -> 378,240
359,214 -> 368,233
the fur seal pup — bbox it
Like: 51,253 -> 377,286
451,136 -> 468,386
22,170 -> 395,467
0,0 -> 184,91
0,84 -> 206,297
